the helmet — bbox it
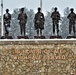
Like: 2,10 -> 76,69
70,8 -> 74,11
38,7 -> 41,11
54,7 -> 57,10
6,9 -> 9,12
21,8 -> 24,11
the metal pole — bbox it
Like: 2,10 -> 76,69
1,0 -> 3,36
40,0 -> 42,11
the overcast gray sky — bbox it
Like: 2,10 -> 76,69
0,0 -> 76,16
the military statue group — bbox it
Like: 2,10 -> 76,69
3,7 -> 76,38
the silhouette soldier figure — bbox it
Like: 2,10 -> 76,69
18,8 -> 27,36
3,9 -> 11,35
67,8 -> 76,36
34,7 -> 45,36
51,7 -> 60,35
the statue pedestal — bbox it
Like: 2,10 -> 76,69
17,36 -> 29,39
34,36 -> 45,39
1,36 -> 13,39
67,36 -> 76,39
50,35 -> 62,39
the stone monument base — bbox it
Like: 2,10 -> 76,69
17,36 -> 29,39
34,36 -> 45,39
0,39 -> 76,75
67,36 -> 76,39
0,40 -> 76,75
50,35 -> 62,39
1,36 -> 13,39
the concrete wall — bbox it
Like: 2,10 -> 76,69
0,40 -> 76,75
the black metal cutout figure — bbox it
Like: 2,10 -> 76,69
18,8 -> 27,36
34,7 -> 45,36
3,9 -> 11,35
51,7 -> 60,35
67,8 -> 76,36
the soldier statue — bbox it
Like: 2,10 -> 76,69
18,8 -> 27,36
51,7 -> 60,36
3,9 -> 11,35
34,7 -> 45,36
67,8 -> 76,36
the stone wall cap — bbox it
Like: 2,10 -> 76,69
0,39 -> 76,45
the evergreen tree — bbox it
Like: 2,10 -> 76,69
26,9 -> 35,38
44,11 -> 52,38
61,7 -> 69,38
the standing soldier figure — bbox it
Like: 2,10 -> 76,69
34,7 -> 45,36
51,7 -> 60,35
67,8 -> 76,36
3,9 -> 11,35
18,8 -> 27,36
